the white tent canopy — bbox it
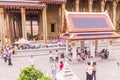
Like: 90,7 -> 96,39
14,38 -> 31,44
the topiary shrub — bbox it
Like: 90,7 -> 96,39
18,67 -> 43,80
17,66 -> 52,80
38,75 -> 52,80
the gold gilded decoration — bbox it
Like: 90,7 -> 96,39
66,25 -> 70,33
110,39 -> 116,45
100,39 -> 104,42
76,40 -> 79,43
110,40 -> 112,45
62,14 -> 67,33
92,41 -> 95,46
71,42 -> 76,48
8,38 -> 11,44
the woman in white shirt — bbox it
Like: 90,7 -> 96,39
29,55 -> 34,67
85,62 -> 94,80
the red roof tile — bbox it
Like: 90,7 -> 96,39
65,11 -> 115,33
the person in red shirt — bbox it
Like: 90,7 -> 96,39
59,61 -> 64,70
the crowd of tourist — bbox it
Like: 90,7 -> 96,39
48,49 -> 65,80
0,44 -> 110,80
68,46 -> 110,62
0,45 -> 15,66
9,43 -> 66,50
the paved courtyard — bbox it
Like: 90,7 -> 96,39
0,50 -> 120,80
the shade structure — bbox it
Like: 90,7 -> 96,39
61,11 -> 120,40
14,38 -> 31,44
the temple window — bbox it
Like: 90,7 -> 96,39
51,23 -> 55,32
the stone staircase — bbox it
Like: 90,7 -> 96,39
56,62 -> 80,80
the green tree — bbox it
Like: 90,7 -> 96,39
38,75 -> 52,80
18,67 -> 43,80
17,66 -> 52,80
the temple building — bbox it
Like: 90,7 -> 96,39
0,0 -> 120,45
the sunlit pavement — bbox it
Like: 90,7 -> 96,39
0,50 -> 120,80
70,50 -> 120,80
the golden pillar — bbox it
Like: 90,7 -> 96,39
88,0 -> 93,12
9,14 -> 14,42
6,13 -> 11,44
21,7 -> 27,39
75,0 -> 79,12
61,3 -> 65,32
0,8 -> 5,45
11,17 -> 15,40
112,0 -> 118,28
16,19 -> 20,38
42,7 -> 47,43
38,15 -> 41,40
30,16 -> 33,35
18,19 -> 22,38
100,0 -> 105,12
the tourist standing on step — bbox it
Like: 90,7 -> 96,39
49,51 -> 53,62
55,50 -> 59,62
51,59 -> 57,80
93,62 -> 96,80
8,48 -> 13,66
3,49 -> 7,63
29,55 -> 34,67
59,61 -> 64,70
85,62 -> 94,80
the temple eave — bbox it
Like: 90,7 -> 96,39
39,1 -> 66,4
0,2 -> 46,9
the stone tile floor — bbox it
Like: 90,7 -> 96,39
0,50 -> 120,80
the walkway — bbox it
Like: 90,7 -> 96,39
0,50 -> 120,80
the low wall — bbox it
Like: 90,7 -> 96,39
15,47 -> 66,57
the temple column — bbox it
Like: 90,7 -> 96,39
21,7 -> 27,39
75,0 -> 79,12
90,40 -> 95,57
88,0 -> 93,12
100,0 -> 105,12
11,16 -> 14,42
17,19 -> 20,38
13,19 -> 16,40
19,19 -> 22,38
18,20 -> 22,38
112,0 -> 117,28
71,42 -> 77,62
0,8 -> 5,45
30,15 -> 33,36
4,13 -> 8,44
66,40 -> 69,55
8,14 -> 13,43
6,13 -> 11,44
16,19 -> 20,38
38,15 -> 40,40
61,3 -> 65,32
42,7 -> 47,43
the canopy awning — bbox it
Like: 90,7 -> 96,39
14,38 -> 31,44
